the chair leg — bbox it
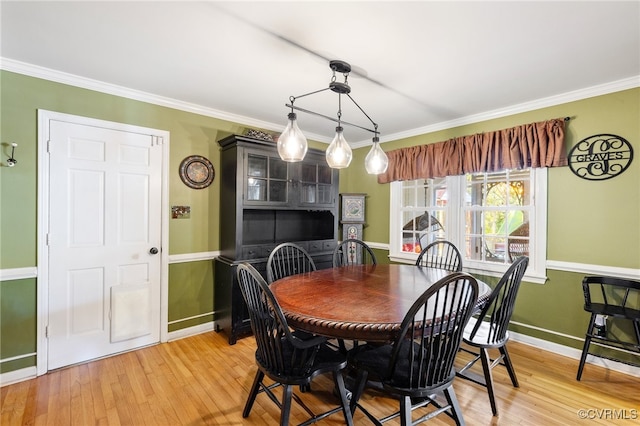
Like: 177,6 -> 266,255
399,395 -> 412,426
349,369 -> 369,416
479,347 -> 498,416
577,314 -> 596,381
500,345 -> 519,388
332,370 -> 354,426
243,370 -> 264,418
443,386 -> 466,426
280,384 -> 294,426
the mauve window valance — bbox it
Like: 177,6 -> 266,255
377,118 -> 568,183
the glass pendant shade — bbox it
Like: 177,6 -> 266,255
325,126 -> 352,168
365,139 -> 389,174
277,112 -> 308,162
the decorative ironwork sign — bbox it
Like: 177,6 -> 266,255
568,134 -> 633,181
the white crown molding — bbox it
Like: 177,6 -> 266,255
0,57 -> 327,143
4,57 -> 637,148
355,75 -> 640,148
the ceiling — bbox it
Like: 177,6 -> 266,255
2,1 -> 639,145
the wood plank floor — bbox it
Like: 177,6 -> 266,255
2,330 -> 639,425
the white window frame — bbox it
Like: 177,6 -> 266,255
389,169 -> 548,284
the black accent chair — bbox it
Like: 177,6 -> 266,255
576,275 -> 640,380
333,238 -> 377,267
456,256 -> 529,416
415,240 -> 463,272
348,272 -> 479,426
236,263 -> 354,426
267,242 -> 316,284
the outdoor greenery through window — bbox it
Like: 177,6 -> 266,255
390,168 -> 547,283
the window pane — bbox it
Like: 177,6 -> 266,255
269,181 -> 287,202
247,178 -> 266,201
318,184 -> 332,204
318,165 -> 332,184
463,170 -> 531,265
270,157 -> 288,180
248,155 -> 267,177
300,163 -> 316,182
402,186 -> 415,207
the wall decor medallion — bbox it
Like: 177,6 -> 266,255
568,134 -> 633,181
179,155 -> 215,189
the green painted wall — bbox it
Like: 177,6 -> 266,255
0,279 -> 36,373
0,70 -> 325,374
167,261 -> 214,332
342,88 -> 640,355
1,69 -> 638,374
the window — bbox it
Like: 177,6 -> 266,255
390,169 -> 547,283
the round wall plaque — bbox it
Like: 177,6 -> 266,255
179,155 -> 215,189
568,134 -> 633,181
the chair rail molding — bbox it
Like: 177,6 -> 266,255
168,251 -> 219,264
546,260 -> 640,281
0,267 -> 37,282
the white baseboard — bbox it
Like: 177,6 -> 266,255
3,323 -> 636,388
509,331 -> 640,378
167,321 -> 215,342
0,366 -> 37,387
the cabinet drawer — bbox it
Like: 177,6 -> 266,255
308,239 -> 335,253
308,240 -> 324,253
242,246 -> 262,260
260,244 -> 277,258
323,240 -> 336,251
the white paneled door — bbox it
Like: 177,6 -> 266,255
46,118 -> 163,370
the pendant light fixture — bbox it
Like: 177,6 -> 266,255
280,60 -> 388,174
277,112 -> 308,162
365,136 -> 389,174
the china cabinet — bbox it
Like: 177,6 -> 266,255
214,134 -> 339,344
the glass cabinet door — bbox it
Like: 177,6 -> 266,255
245,152 -> 289,204
299,162 -> 334,205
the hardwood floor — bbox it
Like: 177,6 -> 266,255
2,331 -> 639,425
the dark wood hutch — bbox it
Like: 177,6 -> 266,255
214,135 -> 339,344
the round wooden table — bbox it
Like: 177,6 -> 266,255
270,264 -> 492,343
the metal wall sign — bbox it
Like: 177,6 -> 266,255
568,134 -> 633,181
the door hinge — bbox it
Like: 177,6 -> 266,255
47,140 -> 51,153
46,233 -> 50,246
45,325 -> 49,338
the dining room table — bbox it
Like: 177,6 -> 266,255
269,264 -> 492,343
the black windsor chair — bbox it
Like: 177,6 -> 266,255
456,256 -> 529,416
347,272 -> 479,426
415,240 -> 463,272
333,238 -> 377,267
332,238 -> 377,353
267,242 -> 317,284
236,263 -> 354,426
